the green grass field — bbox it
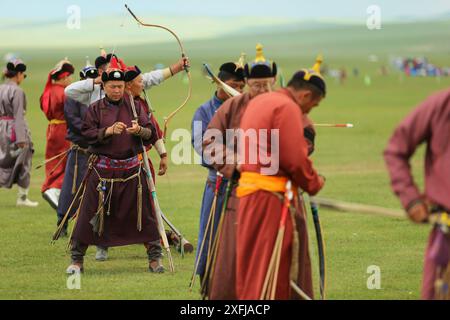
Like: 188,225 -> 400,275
1,20 -> 449,299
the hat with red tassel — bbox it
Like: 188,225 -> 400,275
101,56 -> 125,82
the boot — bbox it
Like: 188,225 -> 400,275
165,230 -> 194,253
42,188 -> 60,210
17,187 -> 39,207
149,258 -> 165,273
95,246 -> 108,261
66,262 -> 84,274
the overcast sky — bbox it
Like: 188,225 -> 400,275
1,0 -> 449,20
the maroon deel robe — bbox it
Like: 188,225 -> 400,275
71,95 -> 159,247
384,88 -> 450,300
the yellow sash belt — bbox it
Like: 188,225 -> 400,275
237,171 -> 295,198
49,119 -> 66,125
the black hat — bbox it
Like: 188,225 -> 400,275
245,62 -> 277,79
95,53 -> 117,69
124,65 -> 142,82
244,44 -> 277,79
291,69 -> 326,96
101,69 -> 124,82
218,62 -> 245,82
6,59 -> 26,73
101,56 -> 125,82
95,56 -> 107,69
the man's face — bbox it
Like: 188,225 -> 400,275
218,78 -> 245,100
98,65 -> 107,77
246,77 -> 275,97
296,90 -> 323,114
104,81 -> 125,101
126,74 -> 144,97
224,79 -> 246,93
60,75 -> 73,88
17,72 -> 26,84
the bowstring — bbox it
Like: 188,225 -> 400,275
110,6 -> 129,59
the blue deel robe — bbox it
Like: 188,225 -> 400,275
56,97 -> 89,223
191,94 -> 228,277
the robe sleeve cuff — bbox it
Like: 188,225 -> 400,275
136,127 -> 152,140
97,128 -> 112,144
406,198 -> 424,212
162,68 -> 172,80
154,139 -> 167,157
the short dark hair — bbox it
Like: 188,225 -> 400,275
287,77 -> 324,98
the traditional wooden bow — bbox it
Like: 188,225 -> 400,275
125,4 -> 192,140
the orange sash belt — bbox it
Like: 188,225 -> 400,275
236,171 -> 297,198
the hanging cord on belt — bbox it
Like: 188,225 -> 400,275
90,165 -> 142,236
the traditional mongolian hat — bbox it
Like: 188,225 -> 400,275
49,58 -> 74,81
80,57 -> 98,79
244,44 -> 277,79
218,53 -> 246,81
95,47 -> 119,70
291,54 -> 326,96
101,56 -> 125,82
5,58 -> 26,74
124,65 -> 142,83
41,58 -> 74,114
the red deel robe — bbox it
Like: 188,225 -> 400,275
40,83 -> 70,192
136,96 -> 163,182
236,88 -> 323,300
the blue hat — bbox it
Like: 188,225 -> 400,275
291,69 -> 326,96
244,44 -> 277,79
80,65 -> 98,79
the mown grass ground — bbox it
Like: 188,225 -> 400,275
1,21 -> 449,299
